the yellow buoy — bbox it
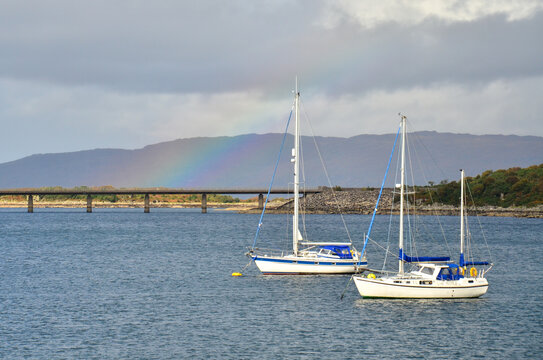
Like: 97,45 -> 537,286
232,272 -> 242,277
367,273 -> 376,279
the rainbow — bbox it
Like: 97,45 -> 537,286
137,81 -> 304,187
142,134 -> 267,187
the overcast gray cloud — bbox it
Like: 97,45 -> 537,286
0,0 -> 542,163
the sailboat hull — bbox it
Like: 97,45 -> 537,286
353,276 -> 488,298
254,255 -> 366,275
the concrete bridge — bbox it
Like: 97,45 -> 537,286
0,188 -> 322,213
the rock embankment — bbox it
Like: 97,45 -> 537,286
275,188 -> 392,214
258,188 -> 543,218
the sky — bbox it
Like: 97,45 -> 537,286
1,0 -> 542,163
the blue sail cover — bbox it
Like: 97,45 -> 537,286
459,254 -> 489,266
462,261 -> 490,265
399,249 -> 450,263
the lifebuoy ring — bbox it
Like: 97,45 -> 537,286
459,267 -> 465,276
470,267 -> 477,277
367,273 -> 376,279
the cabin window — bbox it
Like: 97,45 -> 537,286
420,267 -> 434,276
324,249 -> 337,256
394,281 -> 402,284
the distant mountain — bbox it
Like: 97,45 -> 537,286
0,132 -> 541,188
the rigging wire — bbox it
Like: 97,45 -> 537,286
299,99 -> 353,244
409,129 -> 453,258
284,182 -> 292,252
382,201 -> 396,273
465,180 -> 494,263
250,106 -> 294,250
382,135 -> 402,272
299,129 -> 309,241
360,123 -> 401,262
406,129 -> 439,261
406,121 -> 461,262
367,235 -> 397,257
405,131 -> 418,261
406,121 -> 449,182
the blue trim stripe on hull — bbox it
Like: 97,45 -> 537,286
263,272 -> 353,275
254,257 -> 366,267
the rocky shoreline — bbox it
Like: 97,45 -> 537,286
241,188 -> 543,218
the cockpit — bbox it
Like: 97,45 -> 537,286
317,245 -> 353,259
437,264 -> 464,280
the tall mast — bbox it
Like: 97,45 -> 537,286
399,114 -> 406,275
292,78 -> 300,256
460,169 -> 465,266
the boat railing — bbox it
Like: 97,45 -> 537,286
358,268 -> 398,276
480,264 -> 493,277
247,247 -> 289,257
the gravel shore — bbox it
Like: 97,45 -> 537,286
242,188 -> 543,218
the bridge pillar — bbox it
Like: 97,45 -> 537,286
87,195 -> 92,213
144,194 -> 150,213
27,195 -> 33,213
258,193 -> 264,210
201,193 -> 207,214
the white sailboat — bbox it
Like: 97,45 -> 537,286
247,80 -> 367,275
353,115 -> 492,298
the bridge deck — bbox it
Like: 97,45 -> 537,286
0,188 -> 322,213
0,188 -> 321,196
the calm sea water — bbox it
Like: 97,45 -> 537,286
0,208 -> 541,359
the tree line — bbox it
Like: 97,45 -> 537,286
417,164 -> 543,207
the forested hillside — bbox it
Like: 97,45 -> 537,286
419,164 -> 543,207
